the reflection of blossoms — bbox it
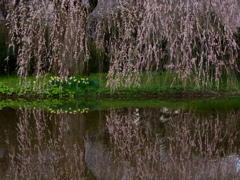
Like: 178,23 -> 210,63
106,108 -> 166,179
105,108 -> 240,179
5,108 -> 86,179
1,106 -> 240,179
165,111 -> 240,179
49,107 -> 89,114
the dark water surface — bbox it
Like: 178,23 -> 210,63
0,98 -> 239,180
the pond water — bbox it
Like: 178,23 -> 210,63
0,97 -> 239,180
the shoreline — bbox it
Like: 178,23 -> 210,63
1,91 -> 240,100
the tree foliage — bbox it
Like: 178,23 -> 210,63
5,0 -> 240,90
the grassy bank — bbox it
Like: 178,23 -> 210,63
2,96 -> 240,114
0,72 -> 240,99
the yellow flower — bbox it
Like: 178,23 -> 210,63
78,81 -> 80,83
74,79 -> 77,82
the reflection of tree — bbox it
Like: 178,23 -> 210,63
106,108 -> 166,179
85,141 -> 126,180
1,107 -> 240,179
4,108 -> 88,179
105,108 -> 240,179
0,107 -> 18,178
165,111 -> 240,179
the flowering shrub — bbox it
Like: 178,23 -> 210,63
49,76 -> 90,87
48,76 -> 100,97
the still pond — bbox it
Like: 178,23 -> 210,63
0,97 -> 239,179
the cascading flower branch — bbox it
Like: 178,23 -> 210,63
6,0 -> 90,79
6,0 -> 240,91
95,0 -> 240,90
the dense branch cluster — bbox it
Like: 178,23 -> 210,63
95,0 -> 240,89
105,108 -> 240,179
7,0 -> 89,78
6,0 -> 240,89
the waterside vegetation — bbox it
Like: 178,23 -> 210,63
2,96 -> 240,114
0,72 -> 240,99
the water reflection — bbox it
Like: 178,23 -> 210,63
105,108 -> 240,179
2,107 -> 92,179
0,106 -> 239,179
165,111 -> 240,179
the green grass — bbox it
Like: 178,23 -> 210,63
0,72 -> 240,98
2,96 -> 240,114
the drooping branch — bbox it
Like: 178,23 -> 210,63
95,0 -> 240,90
